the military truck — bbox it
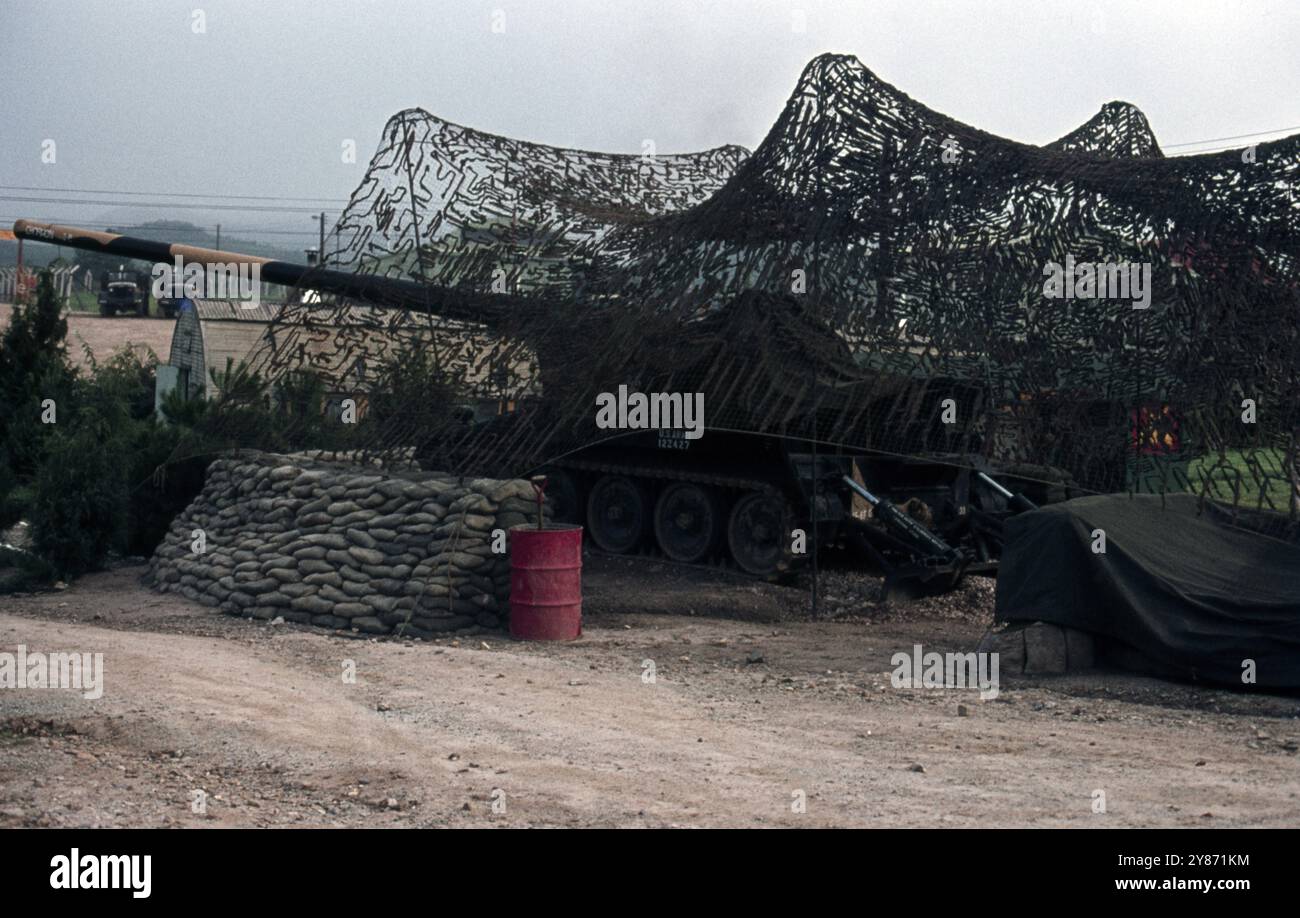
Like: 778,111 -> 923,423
97,266 -> 150,317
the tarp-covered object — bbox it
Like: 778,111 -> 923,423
995,495 -> 1300,688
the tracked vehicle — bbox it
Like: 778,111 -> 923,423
15,220 -> 1059,585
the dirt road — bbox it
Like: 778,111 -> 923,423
1,564 -> 1298,828
0,303 -> 173,369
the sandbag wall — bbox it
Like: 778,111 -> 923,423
149,453 -> 547,638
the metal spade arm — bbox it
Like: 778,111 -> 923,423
976,471 -> 1038,514
841,475 -> 962,564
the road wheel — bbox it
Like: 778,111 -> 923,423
541,468 -> 583,525
653,482 -> 721,563
727,491 -> 793,577
586,475 -> 649,554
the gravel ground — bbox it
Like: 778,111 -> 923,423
1,557 -> 1298,828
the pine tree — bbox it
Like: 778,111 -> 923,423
0,270 -> 74,501
0,269 -> 68,385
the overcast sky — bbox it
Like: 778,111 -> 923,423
2,0 -> 1297,244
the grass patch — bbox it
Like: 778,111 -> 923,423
65,291 -> 99,313
64,291 -> 159,315
1186,447 -> 1295,510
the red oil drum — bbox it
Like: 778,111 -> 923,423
509,524 -> 583,640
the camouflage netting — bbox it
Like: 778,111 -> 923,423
253,54 -> 1299,530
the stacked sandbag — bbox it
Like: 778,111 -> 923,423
148,451 -> 548,638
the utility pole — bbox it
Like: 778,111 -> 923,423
318,213 -> 326,268
215,223 -> 221,250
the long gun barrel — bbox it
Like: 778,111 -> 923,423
12,220 -> 519,326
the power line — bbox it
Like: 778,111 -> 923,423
1164,143 -> 1246,157
5,122 -> 1296,213
0,184 -> 348,203
0,218 -> 321,236
8,227 -> 318,239
1163,125 -> 1300,149
0,194 -> 325,214
1167,139 -> 1300,157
